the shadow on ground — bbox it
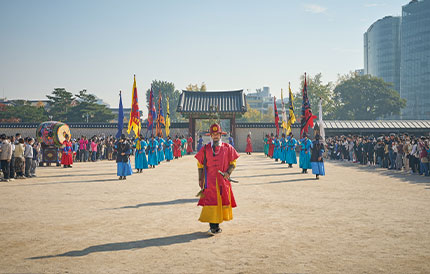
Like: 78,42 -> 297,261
27,232 -> 210,259
107,198 -> 200,210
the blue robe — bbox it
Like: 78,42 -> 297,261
273,139 -> 281,160
229,136 -> 235,148
134,140 -> 148,169
157,138 -> 165,163
196,137 -> 204,152
286,137 -> 298,164
311,140 -> 325,175
299,138 -> 312,169
280,138 -> 287,162
164,139 -> 174,160
148,139 -> 158,166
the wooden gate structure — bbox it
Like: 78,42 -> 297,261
176,90 -> 247,150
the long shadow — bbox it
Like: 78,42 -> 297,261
2,178 -> 120,187
234,172 -> 302,178
27,232 -> 209,259
328,160 -> 430,186
239,177 -> 316,186
36,173 -> 115,179
107,198 -> 199,210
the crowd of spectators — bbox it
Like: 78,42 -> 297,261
326,133 -> 430,176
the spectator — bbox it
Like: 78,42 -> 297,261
24,138 -> 34,178
0,135 -> 13,182
13,138 -> 25,179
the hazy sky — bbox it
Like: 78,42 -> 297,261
0,0 -> 407,115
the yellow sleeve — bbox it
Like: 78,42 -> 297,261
229,160 -> 237,167
197,161 -> 204,168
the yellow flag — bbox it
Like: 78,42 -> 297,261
281,88 -> 288,131
127,75 -> 141,137
286,82 -> 296,135
165,95 -> 171,137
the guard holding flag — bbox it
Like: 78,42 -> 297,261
195,123 -> 239,235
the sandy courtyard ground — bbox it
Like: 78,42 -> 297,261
0,153 -> 429,274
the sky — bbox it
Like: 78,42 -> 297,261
0,0 -> 407,116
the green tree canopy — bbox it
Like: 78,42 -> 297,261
46,88 -> 74,121
332,74 -> 406,119
145,80 -> 183,123
185,82 -> 207,91
66,89 -> 114,122
0,101 -> 48,123
298,73 -> 335,119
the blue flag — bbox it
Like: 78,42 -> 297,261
116,91 -> 124,139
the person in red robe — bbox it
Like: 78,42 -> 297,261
186,135 -> 194,154
245,133 -> 253,155
173,136 -> 181,159
195,123 -> 239,235
61,134 -> 73,168
268,133 -> 275,158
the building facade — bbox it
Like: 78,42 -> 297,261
364,16 -> 401,93
400,0 -> 430,119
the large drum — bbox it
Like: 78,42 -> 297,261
36,121 -> 71,147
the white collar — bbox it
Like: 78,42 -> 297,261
210,139 -> 222,147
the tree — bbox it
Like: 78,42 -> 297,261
145,80 -> 183,123
66,89 -> 114,122
262,106 -> 275,122
0,101 -> 48,122
46,88 -> 74,121
332,74 -> 406,120
298,73 -> 336,119
185,82 -> 207,91
238,103 -> 263,122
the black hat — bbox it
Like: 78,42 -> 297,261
121,134 -> 126,139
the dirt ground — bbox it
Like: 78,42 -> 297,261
0,153 -> 429,274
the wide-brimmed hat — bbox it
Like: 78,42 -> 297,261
209,123 -> 226,135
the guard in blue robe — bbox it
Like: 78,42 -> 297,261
286,133 -> 298,168
229,135 -> 235,148
273,136 -> 281,161
164,137 -> 174,161
299,134 -> 312,173
147,136 -> 158,168
311,134 -> 325,179
134,136 -> 148,172
280,134 -> 287,163
196,135 -> 204,152
157,137 -> 165,163
116,135 -> 133,180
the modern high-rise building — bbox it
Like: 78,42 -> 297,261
364,16 -> 401,93
364,0 -> 430,119
400,0 -> 430,119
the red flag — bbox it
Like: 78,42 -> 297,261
274,97 -> 279,136
300,73 -> 317,138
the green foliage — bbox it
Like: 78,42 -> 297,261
0,101 -> 48,122
239,103 -> 263,122
46,88 -> 74,121
66,89 -> 114,122
145,80 -> 184,123
332,74 -> 406,119
298,73 -> 335,119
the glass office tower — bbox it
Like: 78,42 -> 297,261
364,16 -> 401,93
400,0 -> 430,119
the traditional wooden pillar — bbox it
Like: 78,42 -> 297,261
231,114 -> 237,149
189,116 -> 196,150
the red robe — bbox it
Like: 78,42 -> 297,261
186,137 -> 194,153
173,139 -> 182,158
245,136 -> 253,153
195,143 -> 239,207
268,137 -> 274,158
61,140 -> 73,165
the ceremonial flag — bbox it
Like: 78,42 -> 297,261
115,90 -> 124,139
281,89 -> 288,133
274,97 -> 279,136
147,87 -> 156,132
165,95 -> 171,137
319,97 -> 325,143
156,89 -> 165,137
286,82 -> 296,135
127,75 -> 141,137
300,73 -> 317,138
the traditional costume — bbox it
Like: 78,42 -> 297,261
187,136 -> 194,154
228,135 -> 235,148
299,136 -> 312,173
197,136 -> 204,153
157,137 -> 165,163
181,137 -> 186,156
245,135 -> 253,155
268,135 -> 275,158
147,138 -> 158,167
264,135 -> 269,156
116,137 -> 132,179
196,124 -> 239,235
280,136 -> 287,163
273,137 -> 281,161
173,137 -> 181,159
134,138 -> 148,172
310,135 -> 325,179
164,138 -> 174,161
61,138 -> 73,167
286,135 -> 298,167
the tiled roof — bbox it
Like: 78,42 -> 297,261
177,90 -> 247,114
323,120 -> 430,129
